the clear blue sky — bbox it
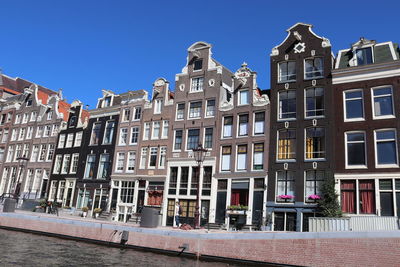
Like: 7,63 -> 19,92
1,0 -> 399,108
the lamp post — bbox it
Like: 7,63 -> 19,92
192,143 -> 207,229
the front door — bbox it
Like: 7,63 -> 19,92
136,190 -> 145,213
179,200 -> 196,226
200,200 -> 210,226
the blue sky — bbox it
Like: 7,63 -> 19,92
1,0 -> 399,108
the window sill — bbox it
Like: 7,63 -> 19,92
375,164 -> 399,169
188,117 -> 202,120
304,76 -> 324,81
253,133 -> 265,136
277,80 -> 296,84
372,115 -> 396,120
237,103 -> 249,107
276,159 -> 296,163
221,136 -> 233,140
277,118 -> 296,122
236,135 -> 249,138
304,116 -> 325,120
344,118 -> 365,122
189,90 -> 204,94
129,143 -> 138,146
345,165 -> 368,169
304,158 -> 326,162
204,115 -> 215,119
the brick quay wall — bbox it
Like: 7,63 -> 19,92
0,212 -> 399,266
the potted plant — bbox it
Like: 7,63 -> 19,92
226,205 -> 248,215
93,208 -> 102,218
82,207 -> 89,217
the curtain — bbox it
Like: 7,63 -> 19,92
231,190 -> 240,205
341,181 -> 355,213
359,181 -> 375,214
147,190 -> 163,206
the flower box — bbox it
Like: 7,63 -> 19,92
226,210 -> 246,215
277,194 -> 294,200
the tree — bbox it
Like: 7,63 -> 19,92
318,177 -> 342,217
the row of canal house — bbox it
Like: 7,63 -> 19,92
0,22 -> 399,231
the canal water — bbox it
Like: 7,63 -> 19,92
0,229 -> 240,266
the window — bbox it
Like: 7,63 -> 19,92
204,128 -> 213,149
15,114 -> 21,124
180,167 -> 189,195
90,123 -> 102,145
202,166 -> 212,196
278,90 -> 296,120
122,108 -> 130,122
119,128 -> 128,145
133,107 -> 142,120
58,134 -> 66,148
74,131 -> 83,147
239,90 -> 249,105
140,148 -> 147,169
66,133 -> 74,148
0,114 -> 5,125
356,47 -> 373,65
304,57 -> 323,79
237,145 -> 247,171
103,121 -> 115,144
223,116 -> 233,138
44,125 -> 52,137
174,130 -> 183,150
6,145 -> 14,162
154,99 -> 163,114
253,143 -> 264,170
36,126 -> 44,138
143,122 -> 150,140
254,112 -> 265,135
70,154 -> 79,174
130,127 -> 139,144
98,154 -> 111,179
103,96 -> 112,107
68,116 -> 77,127
169,167 -> 178,194
305,87 -> 324,118
30,145 -> 38,162
30,111 -> 37,122
238,114 -> 249,136
189,101 -> 202,119
22,113 -> 29,124
305,171 -> 324,202
278,61 -> 296,82
22,144 -> 29,158
375,130 -> 398,166
1,129 -> 8,143
14,145 -> 22,162
116,152 -> 125,172
18,128 -> 25,140
53,155 -> 63,174
26,99 -> 32,107
127,152 -> 136,172
276,171 -> 295,202
11,129 -> 17,141
120,181 -> 135,204
152,122 -> 160,139
46,144 -> 55,161
344,90 -> 364,120
305,127 -> 325,160
6,113 -> 12,122
26,127 -> 33,139
84,155 -> 96,179
372,87 -> 394,118
221,146 -> 231,171
191,77 -> 204,92
193,59 -> 203,71
159,146 -> 166,168
206,99 -> 215,117
277,129 -> 296,160
149,147 -> 158,167
161,121 -> 169,139
187,129 -> 200,150
341,180 -> 375,214
52,125 -> 59,136
38,145 -> 47,161
47,111 -> 53,120
176,103 -> 185,120
61,154 -> 71,174
346,132 -> 366,167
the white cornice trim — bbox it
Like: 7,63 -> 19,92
335,173 -> 400,179
333,67 -> 400,84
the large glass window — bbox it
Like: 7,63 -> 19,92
254,112 -> 265,135
239,90 -> 249,105
278,90 -> 296,120
189,101 -> 202,118
204,128 -> 213,149
375,130 -> 398,166
346,132 -> 366,166
58,134 -> 66,148
341,180 -> 356,213
223,116 -> 233,138
276,171 -> 295,202
154,99 -> 163,114
152,121 -> 160,139
120,181 -> 135,204
98,154 -> 110,179
180,167 -> 189,195
119,128 -> 128,145
70,154 -> 79,174
305,127 -> 325,160
305,87 -> 324,117
66,133 -> 74,148
140,148 -> 147,169
277,129 -> 296,160
174,130 -> 183,150
90,123 -> 102,145
84,155 -> 96,179
344,90 -> 364,120
103,121 -> 115,144
372,87 -> 394,118
169,167 -> 178,195
116,152 -> 125,172
304,57 -> 323,79
237,145 -> 247,171
191,77 -> 204,92
221,146 -> 231,171
127,151 -> 136,172
61,154 -> 71,174
133,107 -> 142,120
356,47 -> 373,65
74,131 -> 83,147
253,143 -> 264,170
278,61 -> 296,82
187,129 -> 200,150
305,171 -> 324,202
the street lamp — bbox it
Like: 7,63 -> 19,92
192,143 -> 207,229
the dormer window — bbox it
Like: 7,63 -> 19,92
193,59 -> 203,71
356,47 -> 373,65
69,116 -> 77,127
104,96 -> 112,107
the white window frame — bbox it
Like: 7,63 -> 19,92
343,89 -> 365,122
133,106 -> 142,121
159,146 -> 167,168
355,45 -> 374,66
238,90 -> 249,106
203,127 -> 213,150
119,128 -> 128,146
61,154 -> 71,174
58,134 -> 66,149
115,152 -> 125,173
374,129 -> 399,168
222,116 -> 233,139
65,133 -> 74,148
161,120 -> 169,139
237,114 -> 249,137
143,122 -> 150,140
74,131 -> 83,147
205,99 -> 215,118
122,108 -> 130,122
173,129 -> 183,152
236,145 -> 247,171
148,147 -> 158,169
151,121 -> 160,140
252,143 -> 264,171
278,90 -> 296,121
304,57 -> 324,80
371,85 -> 395,120
130,126 -> 139,145
220,146 -> 231,172
176,103 -> 185,121
53,154 -> 63,174
70,153 -> 79,174
304,87 -> 325,119
345,131 -> 367,169
126,151 -> 136,173
46,144 -> 55,162
190,77 -> 204,92
22,113 -> 29,124
140,148 -> 147,169
154,99 -> 163,114
188,101 -> 202,119
278,61 -> 296,83
47,111 -> 53,120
